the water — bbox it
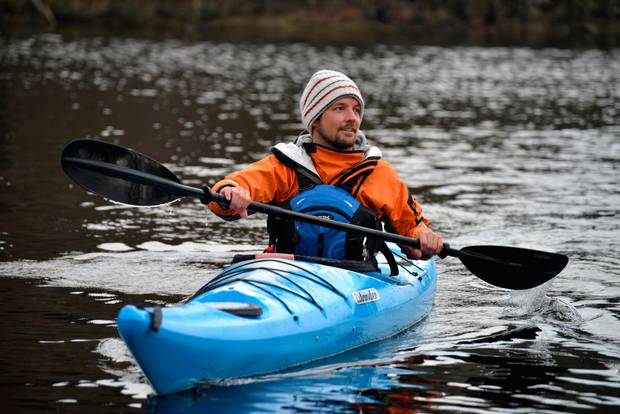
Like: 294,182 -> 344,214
1,34 -> 619,412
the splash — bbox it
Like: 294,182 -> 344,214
504,280 -> 583,323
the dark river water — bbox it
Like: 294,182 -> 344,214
1,34 -> 619,413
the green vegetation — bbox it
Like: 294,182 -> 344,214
2,0 -> 619,46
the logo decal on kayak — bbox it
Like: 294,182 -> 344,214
352,288 -> 380,305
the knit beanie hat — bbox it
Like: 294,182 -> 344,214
299,70 -> 364,131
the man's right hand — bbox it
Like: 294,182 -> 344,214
219,186 -> 251,219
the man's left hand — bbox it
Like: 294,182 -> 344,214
402,232 -> 444,260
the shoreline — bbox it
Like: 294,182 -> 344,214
2,2 -> 619,48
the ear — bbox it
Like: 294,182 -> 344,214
310,116 -> 321,132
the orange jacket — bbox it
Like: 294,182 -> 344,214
209,144 -> 432,238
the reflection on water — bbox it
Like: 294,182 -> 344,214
0,34 -> 619,412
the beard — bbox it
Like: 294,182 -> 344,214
315,125 -> 358,150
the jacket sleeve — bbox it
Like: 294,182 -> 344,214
208,154 -> 299,220
357,161 -> 432,239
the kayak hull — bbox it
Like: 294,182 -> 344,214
117,248 -> 436,395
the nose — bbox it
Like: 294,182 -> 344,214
345,107 -> 360,123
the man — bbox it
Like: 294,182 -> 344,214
208,70 -> 443,260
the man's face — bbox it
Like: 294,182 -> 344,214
312,97 -> 362,150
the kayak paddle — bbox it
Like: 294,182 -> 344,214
61,139 -> 568,290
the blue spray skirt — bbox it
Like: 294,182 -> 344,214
117,245 -> 437,395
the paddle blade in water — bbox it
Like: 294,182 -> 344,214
61,139 -> 181,206
458,245 -> 569,290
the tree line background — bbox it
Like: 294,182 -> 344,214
2,0 -> 619,46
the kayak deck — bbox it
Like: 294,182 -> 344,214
117,246 -> 436,395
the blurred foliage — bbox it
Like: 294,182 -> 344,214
2,0 -> 619,46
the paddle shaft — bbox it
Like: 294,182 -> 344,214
246,198 -> 427,250
63,157 -> 443,253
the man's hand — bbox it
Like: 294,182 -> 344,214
402,232 -> 444,260
219,186 -> 251,219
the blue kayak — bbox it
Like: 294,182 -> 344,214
117,244 -> 436,395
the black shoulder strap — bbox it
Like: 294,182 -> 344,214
297,170 -> 322,191
272,146 -> 322,191
332,158 -> 379,194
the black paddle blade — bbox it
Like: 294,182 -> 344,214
458,245 -> 569,290
62,139 -> 181,206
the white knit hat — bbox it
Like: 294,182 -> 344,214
299,70 -> 364,131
